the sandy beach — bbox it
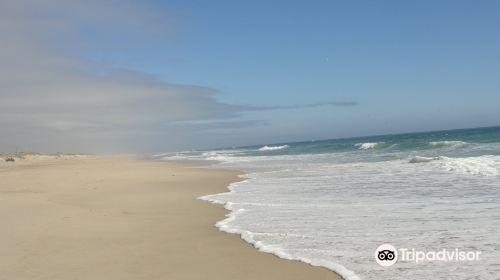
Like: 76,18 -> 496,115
0,156 -> 341,280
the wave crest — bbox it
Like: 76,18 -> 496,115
355,142 -> 384,150
409,155 -> 500,176
258,145 -> 289,151
439,156 -> 499,176
428,141 -> 467,148
408,156 -> 443,163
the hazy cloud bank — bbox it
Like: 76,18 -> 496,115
0,0 -> 356,153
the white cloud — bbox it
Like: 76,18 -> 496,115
0,0 -> 358,153
0,0 -> 243,153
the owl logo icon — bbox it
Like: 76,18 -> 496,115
375,244 -> 398,266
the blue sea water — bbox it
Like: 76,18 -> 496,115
159,126 -> 500,280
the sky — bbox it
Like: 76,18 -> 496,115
1,0 -> 499,153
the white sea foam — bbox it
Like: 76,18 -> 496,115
408,156 -> 443,163
258,145 -> 289,151
194,152 -> 500,280
428,140 -> 467,148
355,142 -> 383,150
409,155 -> 500,176
200,179 -> 362,280
437,156 -> 500,176
163,142 -> 500,280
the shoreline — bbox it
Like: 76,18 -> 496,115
0,156 -> 342,280
200,176 -> 355,280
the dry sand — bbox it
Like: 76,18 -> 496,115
0,156 -> 342,280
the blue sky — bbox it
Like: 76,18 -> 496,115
87,1 -> 500,131
1,0 -> 500,152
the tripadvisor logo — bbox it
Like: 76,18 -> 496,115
374,243 -> 481,267
375,244 -> 397,267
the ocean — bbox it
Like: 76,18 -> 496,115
158,126 -> 500,280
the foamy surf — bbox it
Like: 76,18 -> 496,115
428,140 -> 467,148
258,145 -> 289,151
438,155 -> 500,176
409,155 -> 500,176
163,126 -> 500,280
408,156 -> 443,163
355,142 -> 383,150
199,179 -> 362,280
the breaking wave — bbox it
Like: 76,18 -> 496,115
438,156 -> 500,176
258,145 -> 289,151
355,142 -> 384,150
428,140 -> 467,148
160,126 -> 500,280
408,156 -> 443,163
409,155 -> 500,176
